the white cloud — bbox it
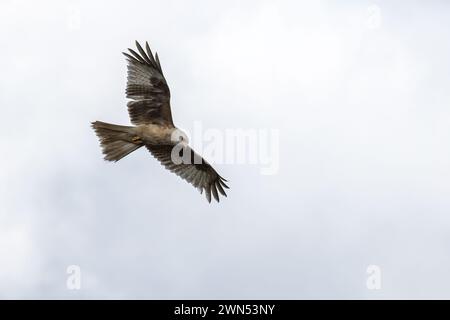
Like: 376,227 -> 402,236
1,0 -> 450,298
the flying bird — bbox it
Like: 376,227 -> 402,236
92,41 -> 229,203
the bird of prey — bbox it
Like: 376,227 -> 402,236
92,41 -> 229,203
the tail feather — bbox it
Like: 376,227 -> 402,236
91,121 -> 142,162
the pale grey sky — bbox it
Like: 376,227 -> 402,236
1,0 -> 450,299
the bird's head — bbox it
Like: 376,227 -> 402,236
170,128 -> 189,145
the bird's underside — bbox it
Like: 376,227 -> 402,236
91,41 -> 228,203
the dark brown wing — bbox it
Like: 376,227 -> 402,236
123,41 -> 174,127
146,144 -> 229,203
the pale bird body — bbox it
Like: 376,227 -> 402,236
135,124 -> 176,145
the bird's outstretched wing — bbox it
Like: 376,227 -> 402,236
123,41 -> 174,127
146,144 -> 229,203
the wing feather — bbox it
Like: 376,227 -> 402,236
155,52 -> 163,74
145,41 -> 158,68
205,185 -> 212,203
211,184 -> 219,202
128,48 -> 146,64
216,181 -> 227,196
123,41 -> 173,126
135,41 -> 152,66
146,144 -> 228,203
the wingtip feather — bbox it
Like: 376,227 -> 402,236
211,184 -> 219,202
205,185 -> 212,203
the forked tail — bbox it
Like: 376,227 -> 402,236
91,121 -> 142,161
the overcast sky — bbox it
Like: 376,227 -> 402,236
1,0 -> 450,299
